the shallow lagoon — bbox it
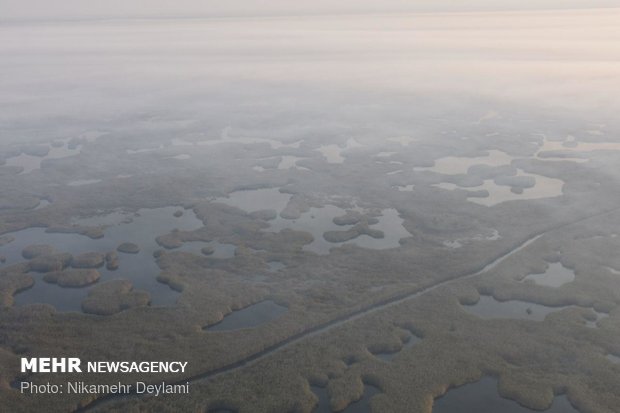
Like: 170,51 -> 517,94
2,207 -> 204,311
523,262 -> 575,288
214,188 -> 292,214
462,295 -> 608,326
205,300 -> 288,332
4,138 -> 84,174
176,241 -> 237,259
315,138 -> 361,164
418,149 -> 566,206
215,188 -> 412,254
312,383 -> 380,413
463,296 -> 567,321
267,206 -> 411,254
433,377 -> 580,413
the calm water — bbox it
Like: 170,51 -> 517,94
214,188 -> 412,254
462,296 -> 568,321
523,262 -> 575,288
205,300 -> 288,331
3,207 -> 204,311
312,384 -> 381,413
462,295 -> 607,326
433,377 -> 580,413
176,241 -> 237,259
420,150 -> 566,206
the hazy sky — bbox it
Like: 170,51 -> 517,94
2,0 -> 619,21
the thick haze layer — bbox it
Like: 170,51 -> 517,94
1,8 -> 619,141
2,0 -> 619,21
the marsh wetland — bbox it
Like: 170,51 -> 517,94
1,6 -> 620,413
